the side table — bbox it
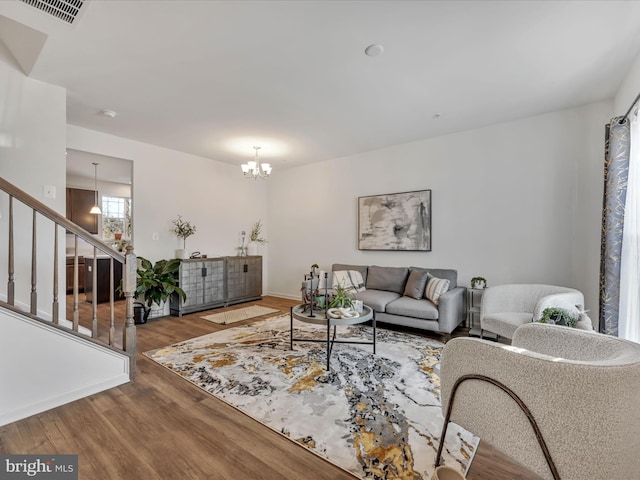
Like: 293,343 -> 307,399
467,287 -> 483,337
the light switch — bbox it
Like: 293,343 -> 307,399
152,232 -> 159,241
44,185 -> 56,198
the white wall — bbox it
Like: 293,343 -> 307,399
0,308 -> 129,426
268,102 -> 612,325
614,50 -> 640,115
66,125 -> 270,292
0,41 -> 67,321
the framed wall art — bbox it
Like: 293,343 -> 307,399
358,189 -> 431,251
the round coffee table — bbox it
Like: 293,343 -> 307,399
289,304 -> 376,370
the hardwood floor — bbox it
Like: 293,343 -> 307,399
0,296 -> 541,480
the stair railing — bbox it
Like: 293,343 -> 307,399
0,176 -> 137,379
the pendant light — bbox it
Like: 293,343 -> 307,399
89,162 -> 102,215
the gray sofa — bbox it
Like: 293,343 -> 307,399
331,264 -> 466,339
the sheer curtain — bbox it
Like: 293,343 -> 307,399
619,110 -> 640,342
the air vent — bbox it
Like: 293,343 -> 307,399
19,0 -> 85,25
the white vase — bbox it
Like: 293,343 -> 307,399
247,241 -> 258,256
176,249 -> 190,259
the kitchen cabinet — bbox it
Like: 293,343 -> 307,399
84,256 -> 124,303
66,256 -> 85,293
66,188 -> 98,234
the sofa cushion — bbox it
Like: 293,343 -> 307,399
410,267 -> 457,290
385,296 -> 439,320
332,270 -> 366,294
366,266 -> 409,294
425,274 -> 450,305
353,290 -> 401,312
332,264 -> 368,284
403,269 -> 429,299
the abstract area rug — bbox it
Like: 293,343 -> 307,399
145,315 -> 478,479
200,305 -> 279,324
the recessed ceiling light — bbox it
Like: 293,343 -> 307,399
100,109 -> 117,118
433,114 -> 441,119
364,44 -> 384,57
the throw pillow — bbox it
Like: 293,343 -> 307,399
332,270 -> 366,294
403,269 -> 429,300
425,274 -> 450,305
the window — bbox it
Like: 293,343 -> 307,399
102,196 -> 131,239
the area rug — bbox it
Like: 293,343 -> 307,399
200,305 -> 279,324
145,315 -> 478,479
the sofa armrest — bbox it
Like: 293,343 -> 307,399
532,291 -> 585,320
437,286 -> 465,333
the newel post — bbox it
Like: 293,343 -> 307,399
122,245 -> 137,379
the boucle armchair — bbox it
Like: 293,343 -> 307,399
436,323 -> 640,480
480,284 -> 588,340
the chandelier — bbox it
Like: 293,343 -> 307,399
241,146 -> 272,180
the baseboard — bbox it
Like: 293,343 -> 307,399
0,374 -> 130,427
266,291 -> 299,301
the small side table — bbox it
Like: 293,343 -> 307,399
467,288 -> 484,337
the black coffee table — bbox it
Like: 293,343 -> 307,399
289,304 -> 376,370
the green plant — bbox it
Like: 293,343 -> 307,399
538,307 -> 578,327
249,220 -> 268,244
470,276 -> 487,288
170,215 -> 196,249
329,283 -> 354,309
134,257 -> 186,308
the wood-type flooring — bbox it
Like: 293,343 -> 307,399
0,295 -> 542,480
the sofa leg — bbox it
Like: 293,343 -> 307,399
480,329 -> 484,340
443,333 -> 452,343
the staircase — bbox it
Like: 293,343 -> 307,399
0,176 -> 137,426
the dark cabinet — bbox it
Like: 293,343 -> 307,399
66,188 -> 98,234
66,256 -> 85,293
84,257 -> 124,303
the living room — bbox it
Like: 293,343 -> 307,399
1,1 -> 640,479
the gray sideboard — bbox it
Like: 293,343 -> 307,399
226,256 -> 263,306
170,256 -> 262,316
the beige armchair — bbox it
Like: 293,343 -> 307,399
436,323 -> 640,480
480,284 -> 588,340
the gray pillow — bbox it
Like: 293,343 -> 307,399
403,269 -> 429,299
366,266 -> 409,294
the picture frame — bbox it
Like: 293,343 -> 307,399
358,189 -> 431,251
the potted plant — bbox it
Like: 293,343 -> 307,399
538,307 -> 578,327
247,220 -> 267,255
471,276 -> 487,289
329,283 -> 354,309
170,215 -> 196,259
134,257 -> 187,321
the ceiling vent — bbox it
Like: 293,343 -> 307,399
19,0 -> 85,25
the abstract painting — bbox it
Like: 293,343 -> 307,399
358,190 -> 431,251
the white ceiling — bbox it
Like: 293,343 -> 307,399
3,0 -> 640,171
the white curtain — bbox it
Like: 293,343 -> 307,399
619,110 -> 640,342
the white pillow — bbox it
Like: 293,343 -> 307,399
425,274 -> 450,305
332,270 -> 366,294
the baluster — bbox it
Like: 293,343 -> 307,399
73,235 -> 79,331
109,257 -> 114,346
52,224 -> 59,324
7,195 -> 14,305
123,245 -> 137,379
92,246 -> 98,338
30,210 -> 37,315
